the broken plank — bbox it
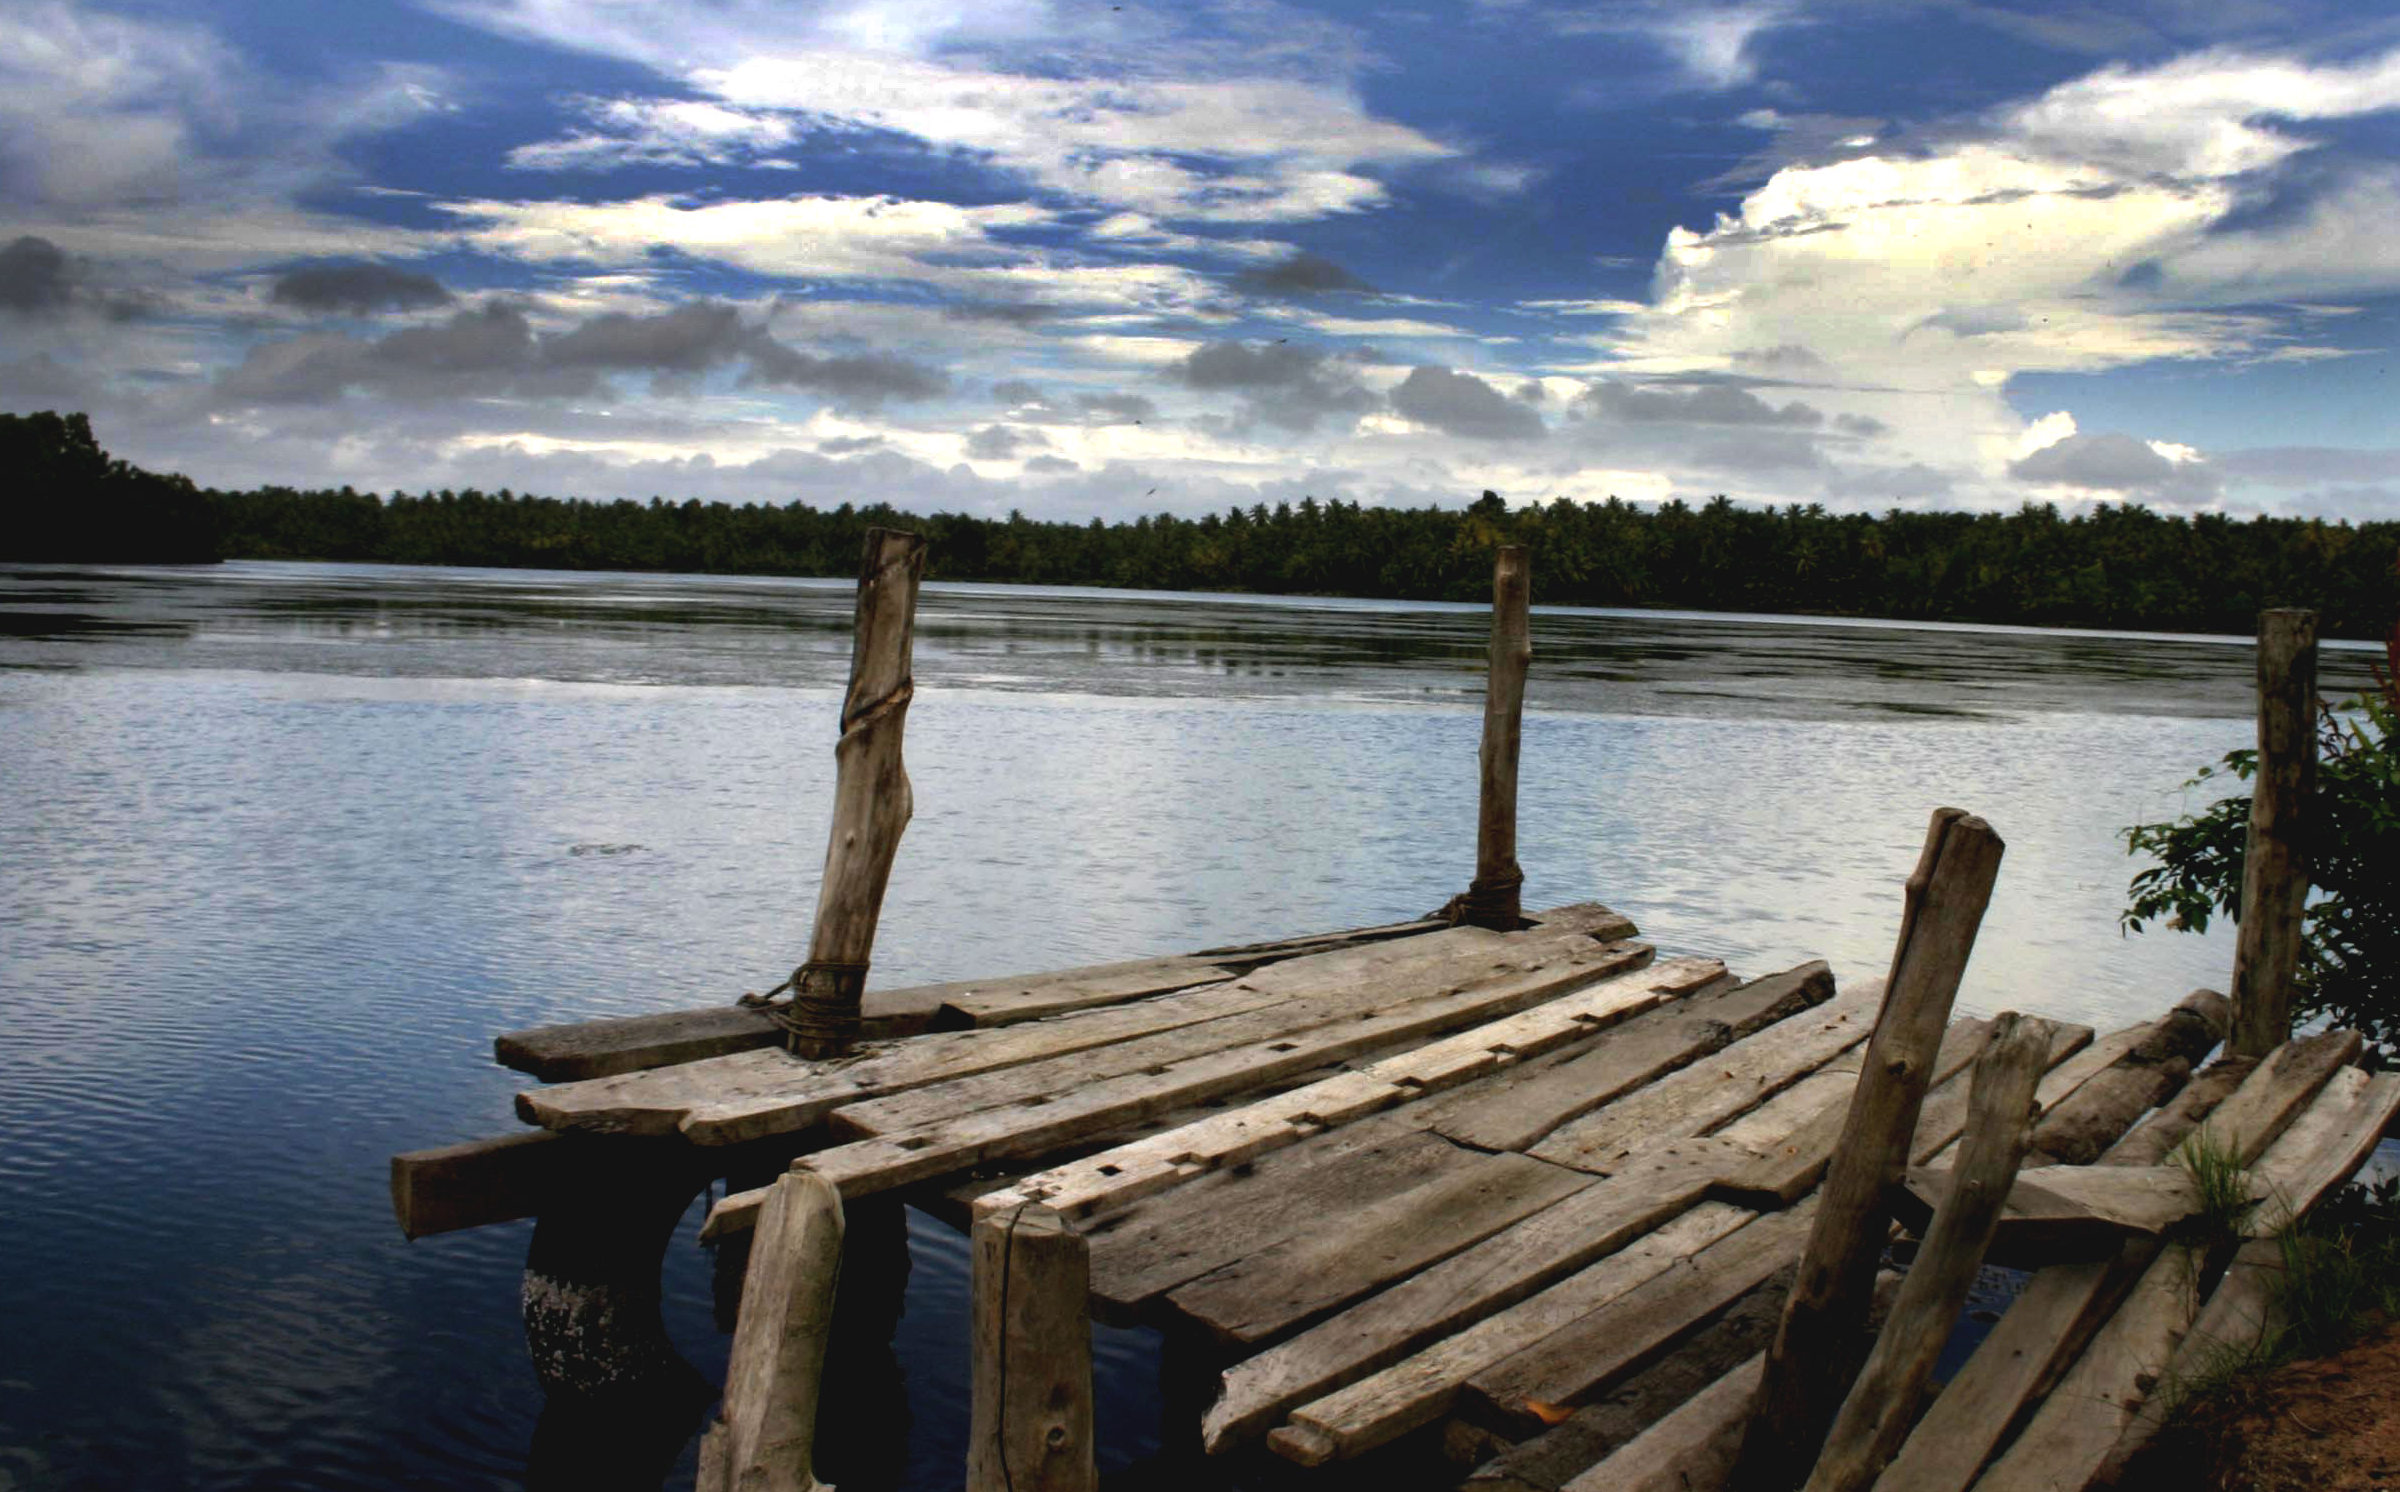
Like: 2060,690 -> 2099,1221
1893,1165 -> 2206,1263
1530,979 -> 1883,1176
978,956 -> 1718,1220
1459,1280 -> 1785,1492
1263,1202 -> 1760,1466
1166,1152 -> 1596,1348
2026,989 -> 2229,1166
2245,1065 -> 2400,1231
1461,1199 -> 1820,1438
1559,1354 -> 1761,1492
1436,962 -> 1836,1154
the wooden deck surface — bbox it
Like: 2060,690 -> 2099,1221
401,905 -> 2400,1492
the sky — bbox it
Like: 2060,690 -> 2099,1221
5,0 -> 2400,522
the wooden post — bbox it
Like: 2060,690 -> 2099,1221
969,1204 -> 1097,1492
1462,544 -> 1531,930
2230,607 -> 2317,1059
702,1172 -> 846,1492
1802,1011 -> 2053,1492
1737,807 -> 2006,1486
784,527 -> 928,1058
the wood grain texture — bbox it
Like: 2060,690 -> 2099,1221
390,1130 -> 566,1239
968,1205 -> 1095,1492
1743,809 -> 2005,1490
1559,1354 -> 1762,1492
1804,1013 -> 2052,1492
2230,608 -> 2318,1058
709,1172 -> 844,1492
2027,988 -> 2228,1166
786,526 -> 926,1058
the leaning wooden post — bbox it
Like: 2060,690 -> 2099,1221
969,1205 -> 1097,1492
2229,607 -> 2317,1059
1460,543 -> 1531,930
782,527 -> 928,1059
701,1171 -> 845,1492
1737,807 -> 2006,1487
1801,1011 -> 2053,1492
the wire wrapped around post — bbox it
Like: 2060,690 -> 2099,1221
778,527 -> 927,1059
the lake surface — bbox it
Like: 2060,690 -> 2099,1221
0,560 -> 2381,1491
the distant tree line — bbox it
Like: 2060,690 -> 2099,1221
2,411 -> 219,563
6,410 -> 2396,637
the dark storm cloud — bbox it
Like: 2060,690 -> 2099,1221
1578,381 -> 1826,427
1074,392 -> 1154,425
215,298 -> 947,409
269,261 -> 455,315
1175,340 -> 1378,432
1233,252 -> 1374,298
1390,365 -> 1545,441
0,236 -> 75,315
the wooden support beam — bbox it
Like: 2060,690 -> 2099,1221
1804,1012 -> 2051,1492
2230,607 -> 2318,1058
391,1130 -> 567,1239
1739,808 -> 2004,1486
1462,543 -> 1531,930
969,1205 -> 1096,1492
701,1172 -> 844,1492
785,526 -> 926,1059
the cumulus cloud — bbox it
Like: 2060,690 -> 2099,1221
1391,365 -> 1545,440
1579,381 -> 1824,427
2214,447 -> 2400,485
270,261 -> 454,314
964,423 -> 1048,459
1074,392 -> 1155,425
2008,431 -> 2223,503
744,343 -> 949,404
1175,339 -> 1379,432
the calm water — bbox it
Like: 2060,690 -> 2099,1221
0,561 -> 2381,1491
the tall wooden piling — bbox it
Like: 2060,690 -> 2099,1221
2230,607 -> 2318,1059
1802,1011 -> 2053,1492
703,1171 -> 845,1492
784,526 -> 928,1058
1738,807 -> 2006,1486
1461,544 -> 1532,930
969,1205 -> 1097,1492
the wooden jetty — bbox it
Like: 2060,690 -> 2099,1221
392,546 -> 2377,1492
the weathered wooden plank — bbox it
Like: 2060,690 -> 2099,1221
1559,1354 -> 1762,1492
532,916 -> 1650,1144
831,923 -> 1655,1140
1459,1280 -> 1786,1492
1806,1013 -> 2053,1492
2101,1054 -> 2254,1166
1745,808 -> 2005,1489
518,976 -> 1265,1139
2027,988 -> 2229,1165
978,956 -> 1717,1220
703,945 -> 1695,1234
1876,1029 -> 2362,1492
1968,1235 -> 2204,1492
2230,608 -> 2317,1058
1463,1200 -> 1820,1438
2091,1236 -> 2283,1485
1167,1152 -> 1596,1347
390,1130 -> 568,1239
1894,1164 -> 2206,1262
1709,1015 -> 2012,1208
1437,962 -> 1836,1154
1087,1123 -> 1482,1320
705,1172 -> 843,1492
968,1204 -> 1095,1492
2246,1065 -> 2400,1230
1530,979 -> 1883,1176
1263,1203 -> 1761,1466
1201,1137 -> 1759,1453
